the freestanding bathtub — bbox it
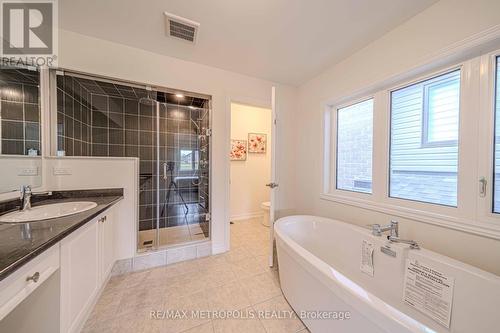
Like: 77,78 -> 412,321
275,215 -> 500,333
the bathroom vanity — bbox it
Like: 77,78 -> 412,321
0,189 -> 123,333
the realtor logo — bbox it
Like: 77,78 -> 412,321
0,0 -> 58,66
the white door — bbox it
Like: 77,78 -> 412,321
267,86 -> 279,267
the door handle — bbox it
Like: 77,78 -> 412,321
266,182 -> 279,189
163,162 -> 168,180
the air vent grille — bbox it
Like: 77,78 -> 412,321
170,20 -> 196,42
164,12 -> 200,44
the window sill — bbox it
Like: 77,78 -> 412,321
319,193 -> 500,240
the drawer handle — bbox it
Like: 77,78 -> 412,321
26,272 -> 40,283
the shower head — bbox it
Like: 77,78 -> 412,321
138,90 -> 158,106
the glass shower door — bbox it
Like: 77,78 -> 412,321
157,95 -> 210,247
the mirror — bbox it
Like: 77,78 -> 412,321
0,66 -> 42,194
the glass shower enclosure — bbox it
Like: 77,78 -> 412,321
53,71 -> 211,251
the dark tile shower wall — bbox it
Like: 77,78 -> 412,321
56,74 -> 210,241
57,75 -> 157,233
0,68 -> 41,155
56,76 -> 92,156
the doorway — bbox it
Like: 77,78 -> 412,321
229,101 -> 273,256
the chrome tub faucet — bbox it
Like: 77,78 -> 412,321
368,220 -> 420,249
386,235 -> 420,249
369,220 -> 399,237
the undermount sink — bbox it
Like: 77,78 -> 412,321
0,201 -> 98,223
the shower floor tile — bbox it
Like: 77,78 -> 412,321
138,223 -> 206,248
83,217 -> 310,333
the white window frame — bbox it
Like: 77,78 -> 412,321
477,50 -> 500,224
388,67 -> 463,208
421,74 -> 460,148
333,97 -> 374,195
321,51 -> 500,240
324,95 -> 375,200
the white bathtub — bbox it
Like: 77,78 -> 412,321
274,215 -> 500,333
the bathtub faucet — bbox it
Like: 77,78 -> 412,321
369,220 -> 399,237
387,235 -> 420,250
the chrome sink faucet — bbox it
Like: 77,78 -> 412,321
20,185 -> 52,211
20,185 -> 33,211
369,220 -> 399,237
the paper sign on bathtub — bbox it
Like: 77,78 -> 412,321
403,259 -> 454,329
360,240 -> 374,277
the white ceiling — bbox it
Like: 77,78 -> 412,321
59,0 -> 438,86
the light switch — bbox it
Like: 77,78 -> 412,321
18,167 -> 38,176
53,167 -> 72,175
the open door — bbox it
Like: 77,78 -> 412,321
266,86 -> 278,267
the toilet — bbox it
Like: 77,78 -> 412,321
261,201 -> 271,226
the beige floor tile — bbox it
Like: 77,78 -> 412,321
183,321 -> 215,333
253,295 -> 305,333
84,217 -> 283,332
162,290 -> 211,333
202,265 -> 238,289
114,312 -> 148,333
164,259 -> 201,277
224,246 -> 253,263
240,271 -> 282,305
81,319 -> 119,333
212,307 -> 266,333
231,256 -> 267,278
205,281 -> 251,311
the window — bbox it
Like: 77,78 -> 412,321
336,99 -> 373,193
322,52 -> 500,238
423,76 -> 460,146
180,149 -> 199,171
494,57 -> 500,213
389,70 -> 460,206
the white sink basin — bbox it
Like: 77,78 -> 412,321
0,201 -> 98,223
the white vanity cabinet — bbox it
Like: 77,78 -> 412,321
60,208 -> 116,333
0,245 -> 60,333
99,209 -> 115,284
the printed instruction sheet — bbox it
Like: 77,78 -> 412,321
403,258 -> 454,328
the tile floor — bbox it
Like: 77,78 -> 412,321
82,217 -> 309,333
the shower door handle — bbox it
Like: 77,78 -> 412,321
163,162 -> 168,180
266,182 -> 279,189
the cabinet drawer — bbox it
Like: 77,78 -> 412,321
0,245 -> 60,321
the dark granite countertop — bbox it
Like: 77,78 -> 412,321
0,188 -> 123,282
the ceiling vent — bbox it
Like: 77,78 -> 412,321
164,12 -> 200,43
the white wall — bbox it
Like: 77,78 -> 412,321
296,0 -> 500,275
44,157 -> 138,260
57,29 -> 298,253
0,156 -> 42,196
230,103 -> 271,220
